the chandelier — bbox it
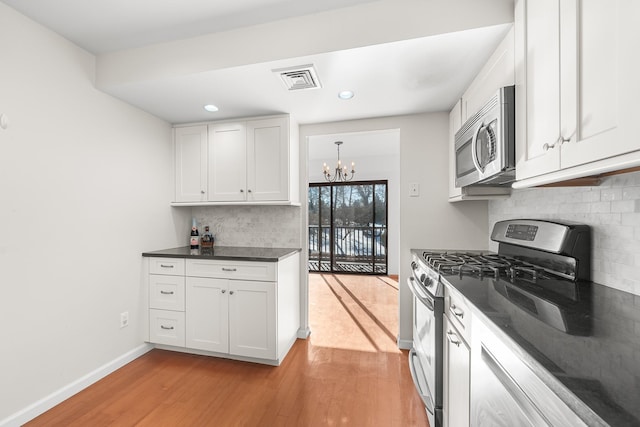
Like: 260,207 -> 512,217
323,141 -> 356,182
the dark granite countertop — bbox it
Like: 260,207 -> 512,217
442,273 -> 640,427
142,246 -> 301,262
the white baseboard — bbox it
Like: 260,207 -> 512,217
297,327 -> 311,339
397,338 -> 413,350
0,343 -> 153,427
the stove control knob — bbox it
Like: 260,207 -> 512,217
420,273 -> 427,284
411,261 -> 417,270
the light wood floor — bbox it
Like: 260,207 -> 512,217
26,274 -> 429,426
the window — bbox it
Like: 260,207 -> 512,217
308,181 -> 387,274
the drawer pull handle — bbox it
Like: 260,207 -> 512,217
447,330 -> 461,347
160,291 -> 174,295
160,325 -> 174,330
451,305 -> 464,318
160,264 -> 174,268
221,289 -> 226,294
222,268 -> 237,272
229,291 -> 235,295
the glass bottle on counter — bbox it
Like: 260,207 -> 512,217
201,226 -> 214,249
190,219 -> 199,250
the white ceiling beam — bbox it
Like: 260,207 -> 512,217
96,0 -> 514,89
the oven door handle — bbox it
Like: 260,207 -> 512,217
407,277 -> 435,312
408,348 -> 435,416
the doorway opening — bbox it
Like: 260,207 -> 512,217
308,180 -> 387,275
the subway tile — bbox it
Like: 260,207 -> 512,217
602,188 -> 623,201
490,171 -> 640,296
611,200 -> 637,213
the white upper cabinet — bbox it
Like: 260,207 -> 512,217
173,114 -> 299,205
514,0 -> 639,186
174,126 -> 208,202
461,26 -> 515,123
514,0 -> 561,180
246,117 -> 290,202
448,99 -> 463,200
208,122 -> 247,202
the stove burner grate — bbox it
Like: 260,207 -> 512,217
420,251 -> 554,283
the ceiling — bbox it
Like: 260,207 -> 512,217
1,0 -> 514,125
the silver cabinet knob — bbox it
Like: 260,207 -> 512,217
221,289 -> 226,294
229,290 -> 235,295
201,190 -> 205,194
247,189 -> 252,193
240,189 -> 244,193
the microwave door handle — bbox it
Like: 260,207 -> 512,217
471,122 -> 486,174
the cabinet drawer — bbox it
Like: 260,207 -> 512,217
149,309 -> 185,347
186,259 -> 276,281
149,274 -> 185,311
445,286 -> 471,341
149,257 -> 185,276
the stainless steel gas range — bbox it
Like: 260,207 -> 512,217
407,219 -> 595,427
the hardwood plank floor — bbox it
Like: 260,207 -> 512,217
26,274 -> 428,426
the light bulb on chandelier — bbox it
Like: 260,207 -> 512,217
323,141 -> 356,182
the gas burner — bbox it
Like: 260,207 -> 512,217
418,251 -> 560,285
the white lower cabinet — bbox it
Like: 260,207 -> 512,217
443,285 -> 471,427
185,276 -> 276,359
228,280 -> 276,359
149,309 -> 185,347
443,312 -> 470,427
147,254 -> 299,365
185,277 -> 229,353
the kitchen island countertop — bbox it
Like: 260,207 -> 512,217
142,246 -> 301,262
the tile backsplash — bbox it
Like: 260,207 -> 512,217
192,205 -> 302,249
489,171 -> 640,296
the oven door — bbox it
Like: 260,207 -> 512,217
407,276 -> 443,427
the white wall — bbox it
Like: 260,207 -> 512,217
489,171 -> 640,296
300,113 -> 489,346
0,4 -> 187,423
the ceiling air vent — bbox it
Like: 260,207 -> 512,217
272,64 -> 322,91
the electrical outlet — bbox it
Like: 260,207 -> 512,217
120,311 -> 129,328
409,183 -> 420,197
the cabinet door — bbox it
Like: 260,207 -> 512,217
208,122 -> 247,201
185,277 -> 229,353
514,0 -> 562,181
175,126 -> 208,202
560,0 -> 635,168
443,316 -> 470,427
461,27 -> 515,122
228,280 -> 276,359
246,117 -> 289,201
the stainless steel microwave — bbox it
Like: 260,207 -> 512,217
454,85 -> 515,187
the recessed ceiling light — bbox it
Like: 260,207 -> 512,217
338,90 -> 354,100
203,104 -> 219,112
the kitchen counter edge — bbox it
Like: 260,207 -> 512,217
142,246 -> 301,262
